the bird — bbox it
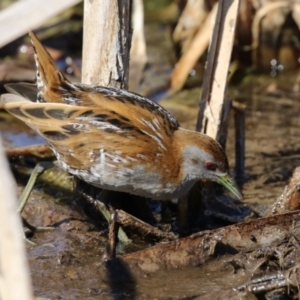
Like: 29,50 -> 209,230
1,31 -> 242,201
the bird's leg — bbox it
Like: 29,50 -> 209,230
177,193 -> 189,228
92,196 -> 130,244
80,190 -> 131,244
20,162 -> 131,249
104,207 -> 119,260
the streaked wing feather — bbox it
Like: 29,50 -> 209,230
2,94 -> 175,171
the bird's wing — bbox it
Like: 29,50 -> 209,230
1,93 -> 177,171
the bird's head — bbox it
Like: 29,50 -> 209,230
176,129 -> 242,200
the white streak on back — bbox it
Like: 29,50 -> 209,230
152,118 -> 160,130
140,129 -> 166,150
99,149 -> 105,173
134,117 -> 166,150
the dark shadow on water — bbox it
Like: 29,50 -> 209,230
105,258 -> 137,300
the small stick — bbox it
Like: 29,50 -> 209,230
234,107 -> 246,182
17,161 -> 54,213
116,209 -> 178,241
6,144 -> 53,159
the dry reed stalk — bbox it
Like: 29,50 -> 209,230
129,0 -> 147,92
82,0 -> 131,88
0,0 -> 81,48
197,0 -> 240,141
169,4 -> 216,93
0,133 -> 33,300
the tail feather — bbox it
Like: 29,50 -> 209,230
28,31 -> 74,103
4,83 -> 37,101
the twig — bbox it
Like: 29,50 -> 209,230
6,144 -> 53,159
234,106 -> 246,182
116,209 -> 178,241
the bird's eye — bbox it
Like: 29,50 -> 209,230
205,161 -> 217,171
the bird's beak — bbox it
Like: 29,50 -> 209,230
217,173 -> 243,200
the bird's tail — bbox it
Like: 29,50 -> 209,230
29,31 -> 74,103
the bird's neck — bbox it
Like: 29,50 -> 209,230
172,128 -> 212,183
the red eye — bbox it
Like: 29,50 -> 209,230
205,161 -> 217,171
